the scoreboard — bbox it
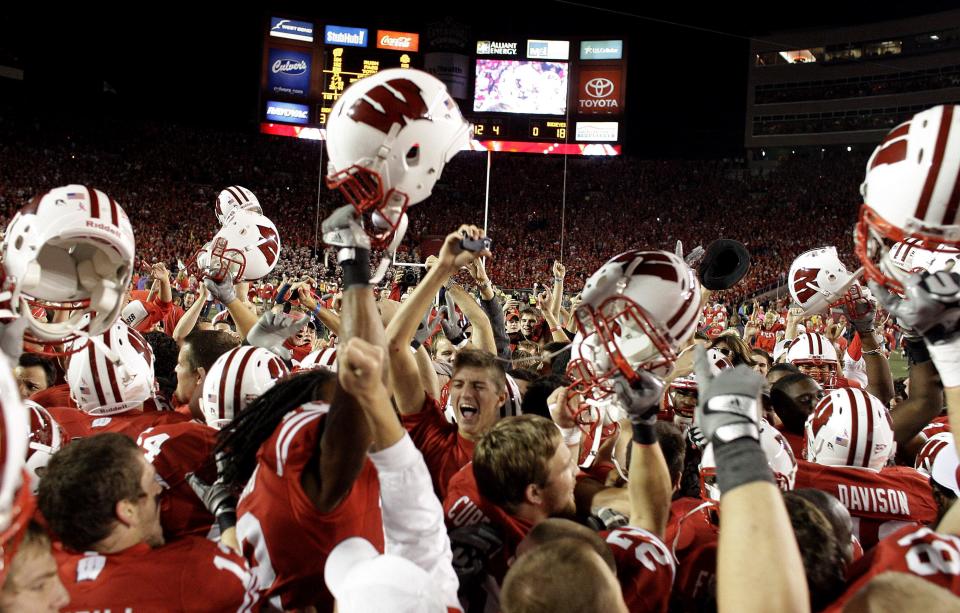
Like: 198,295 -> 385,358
259,17 -> 627,155
259,18 -> 421,139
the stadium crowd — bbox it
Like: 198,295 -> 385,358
2,70 -> 960,613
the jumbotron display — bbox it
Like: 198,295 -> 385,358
259,17 -> 627,155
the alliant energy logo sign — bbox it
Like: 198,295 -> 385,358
476,41 -> 518,55
578,69 -> 623,115
377,30 -> 419,52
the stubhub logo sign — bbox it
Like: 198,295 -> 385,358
325,25 -> 368,47
266,101 -> 310,125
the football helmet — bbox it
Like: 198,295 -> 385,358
325,68 -> 472,250
566,250 -> 701,400
67,321 -> 156,415
201,346 -> 289,430
915,432 -> 955,476
805,388 -> 895,471
1,185 -> 135,352
661,348 -> 731,431
298,347 -> 338,372
187,210 -> 280,283
857,105 -> 960,294
120,299 -> 150,331
788,247 -> 862,316
786,332 -> 841,389
25,400 -> 64,492
700,418 -> 796,501
216,186 -> 262,225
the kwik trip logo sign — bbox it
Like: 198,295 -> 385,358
476,41 -> 518,55
324,25 -> 368,47
377,30 -> 419,52
578,69 -> 623,115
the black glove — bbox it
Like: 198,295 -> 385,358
186,471 -> 238,534
611,371 -> 664,444
448,523 -> 503,584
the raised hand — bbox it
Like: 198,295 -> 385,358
693,345 -> 765,445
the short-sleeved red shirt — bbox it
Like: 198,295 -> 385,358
401,394 -> 475,499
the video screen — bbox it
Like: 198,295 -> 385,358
473,60 -> 568,115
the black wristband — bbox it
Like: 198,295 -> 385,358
904,337 -> 932,366
216,511 -> 237,534
411,338 -> 422,351
713,438 -> 776,495
631,421 -> 657,445
341,248 -> 371,289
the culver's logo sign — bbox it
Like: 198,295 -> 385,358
267,48 -> 311,98
272,58 -> 307,75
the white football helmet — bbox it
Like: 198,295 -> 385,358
858,105 -> 960,294
189,210 -> 281,283
216,186 -> 262,225
25,400 -> 64,492
786,332 -> 842,389
67,321 -> 156,415
566,250 -> 701,399
661,348 -> 730,431
201,346 -> 289,430
325,68 -> 472,250
298,347 -> 338,372
700,418 -> 797,501
1,185 -> 135,352
915,432 -> 955,476
788,247 -> 862,316
805,388 -> 895,471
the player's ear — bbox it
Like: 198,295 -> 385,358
116,499 -> 136,527
525,482 -> 542,507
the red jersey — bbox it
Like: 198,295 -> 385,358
55,538 -> 260,612
30,383 -> 76,409
753,327 -> 779,353
601,527 -> 675,613
444,462 -> 533,586
776,426 -> 806,460
665,497 -> 719,612
137,421 -> 218,541
795,460 -> 937,548
824,526 -> 960,612
923,416 -> 951,439
46,406 -> 190,442
236,406 -> 383,611
401,394 -> 475,499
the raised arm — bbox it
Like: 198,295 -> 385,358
467,260 -> 511,360
538,291 -> 570,343
845,289 -> 894,405
550,261 -> 565,320
173,284 -> 208,344
694,347 -> 809,613
447,284 -> 496,355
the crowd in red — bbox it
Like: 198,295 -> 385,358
0,113 -> 864,305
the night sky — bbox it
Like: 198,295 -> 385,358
4,2 -> 957,157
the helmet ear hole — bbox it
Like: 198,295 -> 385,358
405,145 -> 420,165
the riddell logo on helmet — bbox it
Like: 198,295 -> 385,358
85,220 -> 121,238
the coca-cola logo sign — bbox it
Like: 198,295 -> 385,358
377,30 -> 420,52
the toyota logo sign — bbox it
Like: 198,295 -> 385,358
585,78 -> 614,98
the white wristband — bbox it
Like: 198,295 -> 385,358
558,426 -> 582,446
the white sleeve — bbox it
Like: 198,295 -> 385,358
369,434 -> 460,607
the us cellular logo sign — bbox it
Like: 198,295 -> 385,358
266,101 -> 310,125
270,17 -> 314,43
324,25 -> 368,48
267,48 -> 311,98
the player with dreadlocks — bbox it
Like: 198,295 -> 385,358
213,203 -> 391,611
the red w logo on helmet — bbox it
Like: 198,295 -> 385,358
792,267 -> 821,304
869,121 -> 910,170
810,396 -> 834,440
256,225 -> 280,265
350,78 -> 430,135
